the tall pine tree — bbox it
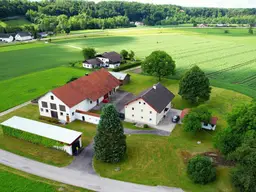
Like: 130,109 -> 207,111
94,104 -> 126,163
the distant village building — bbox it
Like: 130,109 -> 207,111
198,24 -> 208,28
83,51 -> 122,69
15,32 -> 33,41
135,21 -> 144,26
0,33 -> 14,43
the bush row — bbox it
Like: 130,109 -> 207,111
1,125 -> 63,147
112,61 -> 141,72
39,116 -> 60,124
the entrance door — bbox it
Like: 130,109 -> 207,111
66,115 -> 70,123
51,111 -> 58,119
97,99 -> 99,105
72,139 -> 80,155
104,93 -> 108,99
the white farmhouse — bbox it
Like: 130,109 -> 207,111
38,69 -> 120,123
15,32 -> 33,41
96,51 -> 122,68
125,83 -> 175,126
83,58 -> 104,69
0,33 -> 14,43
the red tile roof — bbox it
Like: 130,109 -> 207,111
52,69 -> 120,108
210,117 -> 218,125
76,110 -> 100,117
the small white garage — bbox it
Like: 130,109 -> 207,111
1,116 -> 82,155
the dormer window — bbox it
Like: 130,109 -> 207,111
51,96 -> 54,100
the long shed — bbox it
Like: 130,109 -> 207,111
1,116 -> 82,155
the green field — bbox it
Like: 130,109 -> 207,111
0,17 -> 31,27
0,164 -> 90,192
0,27 -> 255,101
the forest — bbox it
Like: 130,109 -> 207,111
0,0 -> 256,33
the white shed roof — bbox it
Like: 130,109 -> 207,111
1,116 -> 82,145
110,72 -> 128,80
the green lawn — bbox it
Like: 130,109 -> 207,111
0,17 -> 31,27
0,66 -> 87,112
0,104 -> 97,166
94,73 -> 251,192
0,164 -> 91,192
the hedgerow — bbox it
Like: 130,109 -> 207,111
112,61 -> 141,72
1,125 -> 64,147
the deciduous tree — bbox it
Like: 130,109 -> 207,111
120,49 -> 129,60
141,51 -> 175,81
179,65 -> 211,103
187,155 -> 216,184
82,47 -> 96,60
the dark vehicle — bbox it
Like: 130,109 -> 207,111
172,115 -> 180,123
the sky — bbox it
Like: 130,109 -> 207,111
94,0 -> 256,8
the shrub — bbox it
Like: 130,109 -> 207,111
143,124 -> 149,128
112,61 -> 141,72
39,116 -> 60,124
224,30 -> 229,34
187,155 -> 216,184
1,125 -> 63,147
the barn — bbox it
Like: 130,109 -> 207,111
1,116 -> 82,155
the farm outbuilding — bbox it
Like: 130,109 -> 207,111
1,116 -> 82,155
110,72 -> 130,85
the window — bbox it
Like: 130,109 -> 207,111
42,101 -> 48,108
82,116 -> 85,121
141,109 -> 143,112
59,105 -> 66,112
150,111 -> 152,114
60,112 -> 63,116
72,112 -> 74,116
90,101 -> 92,104
143,102 -> 146,105
149,118 -> 152,121
50,103 -> 57,110
40,108 -> 43,112
139,101 -> 141,104
46,109 -> 49,112
51,95 -> 54,100
132,114 -> 134,117
132,107 -> 134,110
141,116 -> 143,119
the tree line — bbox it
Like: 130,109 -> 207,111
1,0 -> 256,30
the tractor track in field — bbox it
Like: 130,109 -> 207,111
207,58 -> 256,77
174,45 -> 223,56
234,75 -> 256,84
176,45 -> 244,59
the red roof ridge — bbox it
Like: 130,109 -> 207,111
76,110 -> 100,117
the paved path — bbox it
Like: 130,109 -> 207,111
0,149 -> 184,192
0,101 -> 31,117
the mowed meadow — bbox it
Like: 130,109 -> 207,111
0,27 -> 255,112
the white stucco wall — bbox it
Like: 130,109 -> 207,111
38,92 -> 71,122
156,102 -> 171,124
125,98 -> 158,125
75,112 -> 100,124
109,63 -> 120,68
83,63 -> 93,69
97,57 -> 109,64
0,36 -> 14,43
54,137 -> 82,156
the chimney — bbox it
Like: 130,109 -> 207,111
153,85 -> 156,90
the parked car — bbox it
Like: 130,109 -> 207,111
172,115 -> 180,123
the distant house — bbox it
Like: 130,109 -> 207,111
38,32 -> 48,38
180,108 -> 218,131
15,32 -> 33,41
110,72 -> 130,85
216,24 -> 228,27
198,24 -> 208,28
135,21 -> 144,26
83,58 -> 104,69
125,83 -> 175,125
38,69 -> 120,123
0,33 -> 14,43
96,51 -> 122,68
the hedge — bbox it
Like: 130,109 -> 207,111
1,125 -> 64,148
112,61 -> 141,72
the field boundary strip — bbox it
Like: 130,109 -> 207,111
235,75 -> 256,84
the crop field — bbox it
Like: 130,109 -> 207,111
0,27 -> 255,112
